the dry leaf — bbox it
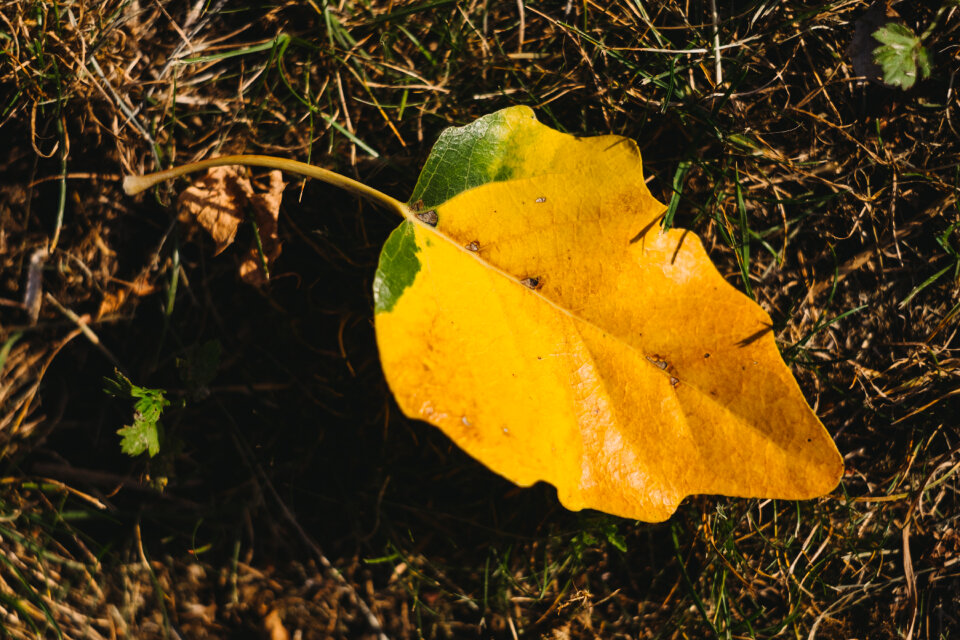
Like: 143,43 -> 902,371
238,170 -> 285,285
97,271 -> 158,319
178,166 -> 285,284
178,166 -> 247,255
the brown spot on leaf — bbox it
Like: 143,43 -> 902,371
535,196 -> 546,203
520,277 -> 541,289
416,210 -> 438,226
465,241 -> 480,252
670,376 -> 679,387
411,198 -> 425,211
646,356 -> 668,370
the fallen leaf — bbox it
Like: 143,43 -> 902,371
178,166 -> 247,255
238,170 -> 285,285
373,106 -> 843,521
97,271 -> 158,319
97,291 -> 125,319
178,166 -> 286,284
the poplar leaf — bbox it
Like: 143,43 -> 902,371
373,106 -> 843,522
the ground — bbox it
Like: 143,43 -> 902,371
0,1 -> 959,638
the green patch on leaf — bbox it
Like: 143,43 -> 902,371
374,221 -> 421,313
104,371 -> 169,458
872,23 -> 931,90
407,109 -> 529,209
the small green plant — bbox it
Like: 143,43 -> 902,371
872,23 -> 931,89
872,1 -> 957,89
103,371 -> 169,458
571,517 -> 627,555
104,341 -> 219,460
899,221 -> 960,308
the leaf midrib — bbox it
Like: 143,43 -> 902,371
400,195 -> 701,393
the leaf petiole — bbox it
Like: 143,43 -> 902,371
123,154 -> 408,219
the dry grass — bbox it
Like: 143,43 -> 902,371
1,0 -> 959,638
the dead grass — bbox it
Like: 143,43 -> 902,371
1,0 -> 959,638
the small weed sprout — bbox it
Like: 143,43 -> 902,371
103,371 -> 171,458
871,0 -> 955,89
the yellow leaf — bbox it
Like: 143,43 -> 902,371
374,107 -> 842,521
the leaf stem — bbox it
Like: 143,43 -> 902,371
123,154 -> 408,218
